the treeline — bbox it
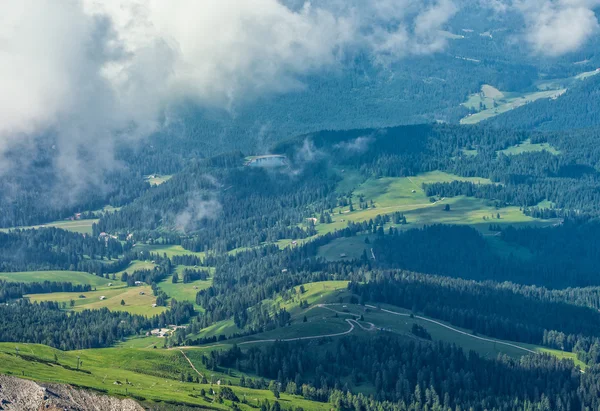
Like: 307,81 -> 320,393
95,160 -> 334,253
210,335 -> 600,410
486,74 -> 600,131
348,272 -> 600,350
0,228 -> 126,274
0,147 -> 151,228
0,300 -> 195,350
373,223 -> 600,287
0,280 -> 91,303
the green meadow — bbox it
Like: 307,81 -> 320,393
0,271 -> 111,288
132,244 -> 205,260
145,174 -> 173,186
276,171 -> 557,258
27,284 -> 166,316
0,219 -> 98,235
0,343 -> 327,410
497,139 -> 561,156
158,274 -> 212,305
313,171 -> 556,237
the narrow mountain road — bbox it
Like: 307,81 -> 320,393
318,304 -> 376,331
363,304 -> 537,354
236,318 -> 356,345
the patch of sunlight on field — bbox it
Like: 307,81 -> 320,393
0,219 -> 98,235
115,261 -> 157,280
0,343 -> 328,410
0,271 -> 111,288
529,346 -> 587,369
132,244 -> 205,259
27,285 -> 166,316
497,139 -> 560,155
144,174 -> 172,186
461,89 -> 566,124
158,274 -> 212,305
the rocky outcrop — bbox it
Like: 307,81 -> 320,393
0,375 -> 143,411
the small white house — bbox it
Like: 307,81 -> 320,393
152,304 -> 157,308
108,283 -> 113,286
100,296 -> 106,300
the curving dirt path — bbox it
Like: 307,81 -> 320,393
180,349 -> 204,378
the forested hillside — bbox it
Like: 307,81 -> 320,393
486,74 -> 600,131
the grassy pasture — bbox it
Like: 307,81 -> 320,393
114,335 -> 165,349
0,343 -> 326,410
302,171 -> 557,259
283,281 -> 350,311
158,274 -> 212,305
311,172 -> 556,240
317,235 -> 371,261
462,84 -> 503,111
460,69 -> 600,125
27,285 -> 166,316
253,283 -> 585,367
190,319 -> 242,341
144,174 -> 173,186
460,148 -> 478,157
536,68 -> 600,90
205,282 -> 584,369
115,261 -> 157,281
132,244 -> 205,260
347,303 -> 583,366
461,88 -> 566,124
0,219 -> 98,235
0,271 -> 111,288
354,171 -> 492,208
497,139 -> 560,155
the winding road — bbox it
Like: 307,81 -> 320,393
176,303 -> 589,379
178,303 -> 535,355
236,318 -> 358,345
362,304 -> 537,355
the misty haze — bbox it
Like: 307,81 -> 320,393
1,1 -> 600,410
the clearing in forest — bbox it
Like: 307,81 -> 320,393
0,219 -> 98,235
27,284 -> 166,316
497,139 -> 560,156
0,271 -> 112,288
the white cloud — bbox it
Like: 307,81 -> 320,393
520,0 -> 600,56
0,0 -> 459,192
334,136 -> 375,154
484,0 -> 600,56
175,193 -> 222,233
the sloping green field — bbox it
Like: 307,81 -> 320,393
498,139 -> 560,155
0,219 -> 98,235
132,244 -> 205,260
28,285 -> 166,316
0,271 -> 111,288
158,274 -> 212,305
309,171 -> 556,240
0,343 -> 327,410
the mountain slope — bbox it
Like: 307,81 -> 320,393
485,74 -> 600,131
